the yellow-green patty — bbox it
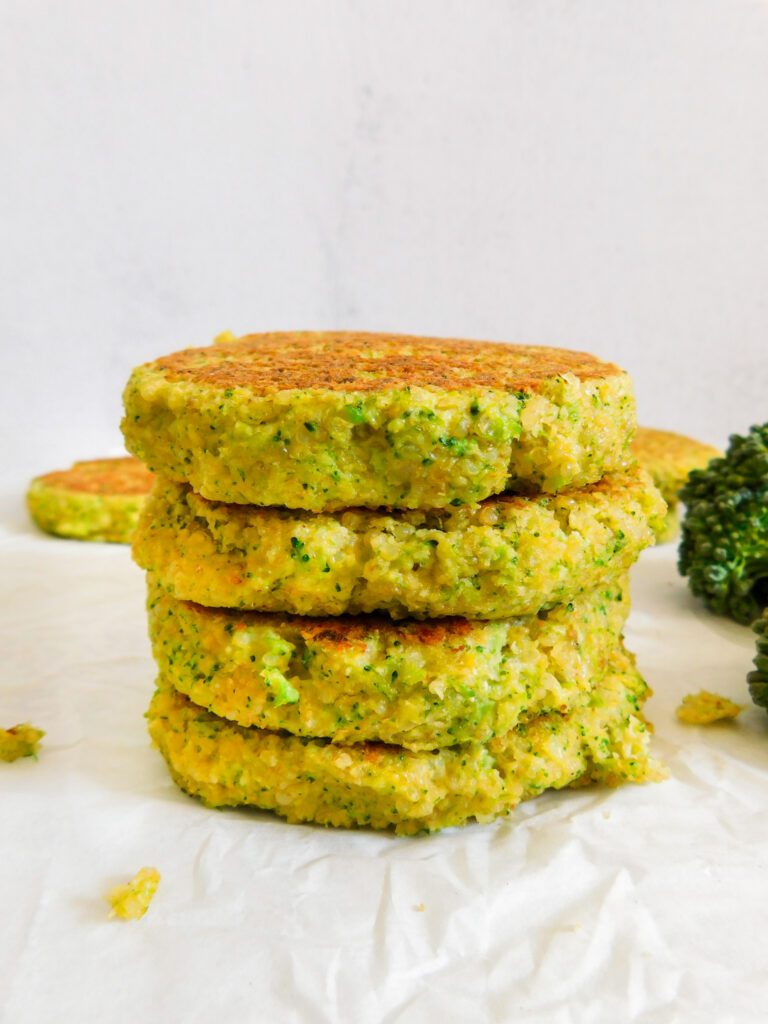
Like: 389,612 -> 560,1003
148,576 -> 631,750
27,457 -> 154,543
632,427 -> 722,543
122,332 -> 636,510
147,668 -> 661,835
135,468 -> 663,619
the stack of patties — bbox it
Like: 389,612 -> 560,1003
122,332 -> 666,834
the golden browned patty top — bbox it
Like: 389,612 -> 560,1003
632,427 -> 721,471
35,457 -> 154,496
151,332 -> 624,394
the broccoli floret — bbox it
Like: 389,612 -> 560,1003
678,422 -> 768,625
748,612 -> 768,712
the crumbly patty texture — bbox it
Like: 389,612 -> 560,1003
147,576 -> 632,750
135,467 -> 663,619
147,668 -> 662,835
122,332 -> 636,509
633,428 -> 721,542
675,691 -> 742,725
27,457 -> 154,543
107,867 -> 161,921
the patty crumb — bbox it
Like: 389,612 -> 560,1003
107,867 -> 161,920
676,691 -> 743,725
0,723 -> 44,762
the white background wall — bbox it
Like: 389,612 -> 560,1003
2,0 -> 767,485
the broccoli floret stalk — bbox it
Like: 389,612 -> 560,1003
748,612 -> 768,712
678,422 -> 768,625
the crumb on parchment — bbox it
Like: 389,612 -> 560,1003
413,903 -> 426,913
0,723 -> 44,762
107,867 -> 161,920
676,691 -> 743,725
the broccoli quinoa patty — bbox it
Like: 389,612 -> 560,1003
135,467 -> 663,619
147,575 -> 632,750
147,667 -> 662,835
27,457 -> 154,543
122,332 -> 636,511
632,428 -> 721,543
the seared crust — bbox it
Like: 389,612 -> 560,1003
297,615 -> 476,647
34,457 -> 154,496
151,332 -> 624,394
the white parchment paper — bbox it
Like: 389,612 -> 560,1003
2,502 -> 768,1024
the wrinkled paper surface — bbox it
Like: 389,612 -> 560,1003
2,499 -> 768,1024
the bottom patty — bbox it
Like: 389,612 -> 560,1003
27,456 -> 154,543
147,667 -> 663,835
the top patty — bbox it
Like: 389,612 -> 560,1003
122,332 -> 636,510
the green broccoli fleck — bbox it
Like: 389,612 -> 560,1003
747,611 -> 768,712
344,403 -> 366,424
262,668 -> 300,707
678,422 -> 768,625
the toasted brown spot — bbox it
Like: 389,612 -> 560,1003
409,620 -> 475,644
36,457 -> 154,496
296,615 -> 475,649
183,599 -> 479,649
148,332 -> 624,395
